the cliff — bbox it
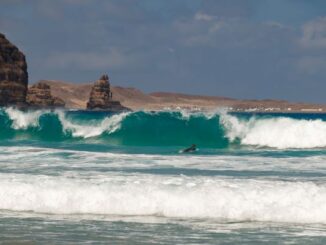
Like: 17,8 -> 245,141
27,82 -> 65,108
0,33 -> 28,107
86,75 -> 129,111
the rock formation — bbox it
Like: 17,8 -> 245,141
27,82 -> 65,108
0,33 -> 28,107
87,75 -> 129,111
87,75 -> 130,111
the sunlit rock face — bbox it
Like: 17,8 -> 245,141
87,74 -> 129,111
27,82 -> 65,108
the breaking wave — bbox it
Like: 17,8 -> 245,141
1,173 -> 326,223
221,113 -> 326,149
1,108 -> 326,149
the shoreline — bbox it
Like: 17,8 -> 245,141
4,106 -> 326,115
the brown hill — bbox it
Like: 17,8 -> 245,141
39,80 -> 92,109
33,80 -> 326,112
41,80 -> 156,109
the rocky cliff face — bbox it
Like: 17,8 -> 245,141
87,75 -> 129,111
27,82 -> 65,108
0,33 -> 28,106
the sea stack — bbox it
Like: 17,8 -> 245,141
26,82 -> 65,108
0,33 -> 28,107
87,74 -> 129,111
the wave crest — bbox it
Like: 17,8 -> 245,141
58,111 -> 129,138
3,108 -> 326,149
222,113 -> 326,149
5,108 -> 45,130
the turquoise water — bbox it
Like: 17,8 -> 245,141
2,108 -> 326,244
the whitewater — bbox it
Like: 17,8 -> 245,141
2,108 -> 326,244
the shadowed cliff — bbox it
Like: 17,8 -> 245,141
0,33 -> 28,107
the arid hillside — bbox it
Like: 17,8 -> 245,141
36,80 -> 326,112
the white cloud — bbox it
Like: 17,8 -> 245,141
194,12 -> 215,22
173,12 -> 226,47
209,21 -> 224,33
300,17 -> 326,48
264,21 -> 285,29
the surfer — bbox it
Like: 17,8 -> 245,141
181,144 -> 197,153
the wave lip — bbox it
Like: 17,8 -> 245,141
58,111 -> 129,138
5,107 -> 46,130
1,174 -> 326,224
2,108 -> 130,139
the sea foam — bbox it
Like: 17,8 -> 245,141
4,108 -> 129,138
1,173 -> 326,224
222,113 -> 326,149
57,111 -> 129,138
5,108 -> 46,130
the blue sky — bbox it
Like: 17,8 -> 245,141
1,0 -> 326,103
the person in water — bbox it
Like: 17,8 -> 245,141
182,144 -> 197,153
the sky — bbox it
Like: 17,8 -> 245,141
1,0 -> 326,103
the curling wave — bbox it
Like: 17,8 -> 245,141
221,113 -> 326,149
1,108 -> 326,149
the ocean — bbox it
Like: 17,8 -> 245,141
1,108 -> 326,244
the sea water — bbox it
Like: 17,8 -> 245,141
1,108 -> 326,244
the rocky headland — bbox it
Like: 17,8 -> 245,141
0,33 -> 66,109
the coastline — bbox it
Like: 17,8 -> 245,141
38,80 -> 326,113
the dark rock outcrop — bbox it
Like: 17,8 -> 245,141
26,82 -> 65,108
87,75 -> 129,111
0,33 -> 28,107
